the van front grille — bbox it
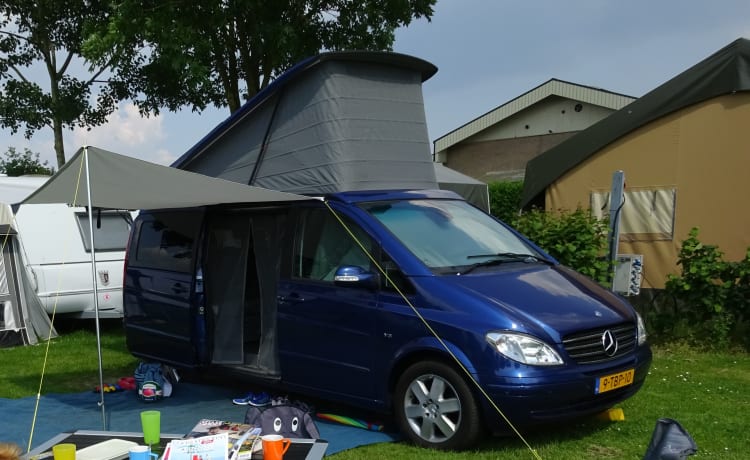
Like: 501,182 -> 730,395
562,323 -> 636,364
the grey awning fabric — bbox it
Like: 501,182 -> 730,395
521,37 -> 750,208
434,163 -> 490,212
22,146 -> 312,209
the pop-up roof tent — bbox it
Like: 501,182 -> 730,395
172,51 -> 451,197
0,176 -> 58,347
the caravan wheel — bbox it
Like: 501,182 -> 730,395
394,360 -> 483,450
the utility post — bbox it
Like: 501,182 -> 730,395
607,170 -> 625,290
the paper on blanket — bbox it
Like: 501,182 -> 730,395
182,419 -> 262,460
162,432 -> 228,460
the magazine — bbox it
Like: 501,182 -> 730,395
180,419 -> 262,460
162,432 -> 229,460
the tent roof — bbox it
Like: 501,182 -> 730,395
173,51 -> 437,170
433,163 -> 490,212
521,37 -> 750,208
433,163 -> 485,186
23,146 -> 312,209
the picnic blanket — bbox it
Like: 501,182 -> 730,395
0,382 -> 399,456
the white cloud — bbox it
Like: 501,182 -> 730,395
70,103 -> 170,163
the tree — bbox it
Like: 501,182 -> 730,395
85,0 -> 436,114
0,1 -> 124,169
0,146 -> 54,176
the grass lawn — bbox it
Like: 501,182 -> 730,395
1,321 -> 748,459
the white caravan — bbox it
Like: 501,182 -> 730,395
0,175 -> 133,318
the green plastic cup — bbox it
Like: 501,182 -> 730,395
140,410 -> 161,445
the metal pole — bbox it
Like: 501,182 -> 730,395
83,146 -> 107,428
607,170 -> 625,290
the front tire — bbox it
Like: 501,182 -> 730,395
394,360 -> 484,450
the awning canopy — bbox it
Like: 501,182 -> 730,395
23,146 -> 312,209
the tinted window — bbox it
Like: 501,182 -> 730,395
76,211 -> 132,252
133,212 -> 201,272
293,208 -> 373,281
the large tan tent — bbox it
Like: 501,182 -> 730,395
521,38 -> 750,289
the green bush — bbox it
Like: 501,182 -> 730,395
488,181 -> 523,223
663,227 -> 750,350
0,147 -> 54,176
511,207 -> 611,285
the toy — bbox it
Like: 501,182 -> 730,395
316,413 -> 383,431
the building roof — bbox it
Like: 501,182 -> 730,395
433,79 -> 634,154
521,37 -> 750,208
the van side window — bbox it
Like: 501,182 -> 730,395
133,213 -> 200,272
75,211 -> 132,252
293,208 -> 373,281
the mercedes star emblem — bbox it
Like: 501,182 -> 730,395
601,329 -> 618,357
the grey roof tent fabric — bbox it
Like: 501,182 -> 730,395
172,51 -> 441,195
23,146 -> 311,209
434,163 -> 490,212
521,37 -> 750,208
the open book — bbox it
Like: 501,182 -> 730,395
163,419 -> 262,460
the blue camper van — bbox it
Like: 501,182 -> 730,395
123,189 -> 651,450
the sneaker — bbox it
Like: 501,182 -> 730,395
232,391 -> 271,406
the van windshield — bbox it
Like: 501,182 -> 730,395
362,199 -> 543,272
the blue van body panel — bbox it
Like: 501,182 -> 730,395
123,190 -> 651,432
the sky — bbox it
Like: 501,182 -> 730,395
2,0 -> 749,168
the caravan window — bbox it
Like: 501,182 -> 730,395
132,212 -> 200,273
75,211 -> 133,252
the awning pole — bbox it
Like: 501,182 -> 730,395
83,146 -> 107,428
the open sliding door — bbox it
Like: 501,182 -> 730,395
206,213 -> 251,364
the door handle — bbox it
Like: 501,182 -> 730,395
277,293 -> 305,303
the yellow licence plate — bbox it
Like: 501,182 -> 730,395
595,369 -> 635,394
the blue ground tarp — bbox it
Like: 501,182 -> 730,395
0,383 -> 399,456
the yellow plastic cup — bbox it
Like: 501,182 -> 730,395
140,410 -> 161,445
52,443 -> 76,460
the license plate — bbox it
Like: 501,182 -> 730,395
595,369 -> 634,394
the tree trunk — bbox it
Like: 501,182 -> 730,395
52,118 -> 66,168
46,52 -> 67,169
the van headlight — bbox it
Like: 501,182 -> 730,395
486,332 -> 563,366
636,312 -> 647,346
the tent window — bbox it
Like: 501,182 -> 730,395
591,188 -> 676,241
293,209 -> 373,282
75,211 -> 133,252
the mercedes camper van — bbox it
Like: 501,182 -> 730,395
1,176 -> 133,318
123,189 -> 652,450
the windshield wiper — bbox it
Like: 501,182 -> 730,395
460,252 -> 552,275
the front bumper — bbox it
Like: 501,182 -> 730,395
478,345 -> 652,432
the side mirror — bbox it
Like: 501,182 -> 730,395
333,265 -> 379,290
